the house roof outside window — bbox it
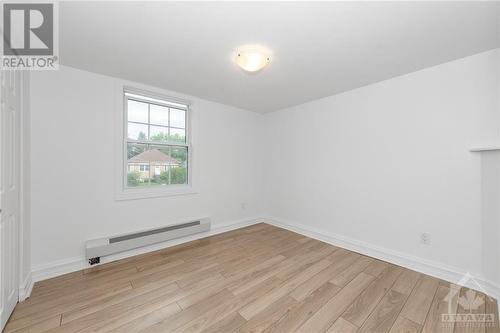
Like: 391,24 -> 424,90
129,149 -> 180,165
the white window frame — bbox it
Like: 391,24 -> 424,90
115,84 -> 196,200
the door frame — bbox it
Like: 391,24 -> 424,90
0,70 -> 30,332
0,69 -> 20,331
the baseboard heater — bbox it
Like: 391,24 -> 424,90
85,218 -> 211,265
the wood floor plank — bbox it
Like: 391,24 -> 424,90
200,312 -> 247,333
421,285 -> 458,333
60,281 -> 178,324
297,236 -> 311,243
13,277 -> 134,313
175,274 -> 229,310
238,296 -> 298,333
131,262 -> 220,290
330,256 -> 374,288
263,282 -> 341,333
239,259 -> 332,320
296,272 -> 374,332
218,251 -> 285,278
33,254 -> 166,300
325,248 -> 351,263
342,265 -> 403,327
175,277 -> 282,333
399,275 -> 440,325
389,316 -> 422,333
364,260 -> 391,277
83,301 -> 181,333
107,302 -> 182,332
290,252 -> 359,301
32,271 -> 83,290
14,256 -> 184,317
5,223 -> 498,333
5,282 -> 133,331
46,283 -> 182,333
277,238 -> 318,259
140,289 -> 234,333
357,267 -> 421,333
327,317 -> 359,333
176,255 -> 287,310
391,270 -> 421,296
358,290 -> 408,333
4,315 -> 61,333
226,255 -> 291,295
275,246 -> 335,281
32,266 -> 139,297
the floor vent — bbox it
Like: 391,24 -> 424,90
85,218 -> 210,264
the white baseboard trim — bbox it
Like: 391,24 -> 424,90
31,256 -> 85,283
265,216 -> 500,302
18,272 -> 34,301
31,216 -> 264,284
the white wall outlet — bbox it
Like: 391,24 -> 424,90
241,202 -> 247,210
420,232 -> 431,245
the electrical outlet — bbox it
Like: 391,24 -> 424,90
420,232 -> 431,245
241,202 -> 247,210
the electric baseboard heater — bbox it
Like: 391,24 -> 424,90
85,218 -> 211,265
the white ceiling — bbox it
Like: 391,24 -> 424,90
60,1 -> 500,113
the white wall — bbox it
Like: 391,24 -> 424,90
263,49 -> 500,283
30,66 -> 264,271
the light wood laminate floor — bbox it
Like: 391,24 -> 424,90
5,223 -> 499,333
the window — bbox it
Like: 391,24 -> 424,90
124,90 -> 189,189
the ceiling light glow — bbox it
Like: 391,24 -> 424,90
236,51 -> 270,72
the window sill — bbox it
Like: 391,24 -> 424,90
115,185 -> 198,201
470,146 -> 500,152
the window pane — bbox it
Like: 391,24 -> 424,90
170,146 -> 188,185
150,145 -> 170,159
150,104 -> 169,126
127,144 -> 175,187
169,166 -> 187,185
170,146 -> 188,165
127,143 -> 147,160
124,92 -> 189,189
169,128 -> 186,143
128,122 -> 148,140
150,145 -> 177,185
170,108 -> 186,128
142,145 -> 188,185
149,150 -> 169,185
128,100 -> 148,123
127,143 -> 147,187
150,125 -> 169,142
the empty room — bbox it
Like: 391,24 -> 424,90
1,1 -> 500,332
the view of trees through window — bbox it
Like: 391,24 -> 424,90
125,94 -> 188,187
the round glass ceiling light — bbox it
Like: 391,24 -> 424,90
236,51 -> 270,72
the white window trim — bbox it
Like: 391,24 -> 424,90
114,82 -> 197,200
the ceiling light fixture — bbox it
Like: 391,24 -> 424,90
235,50 -> 270,72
